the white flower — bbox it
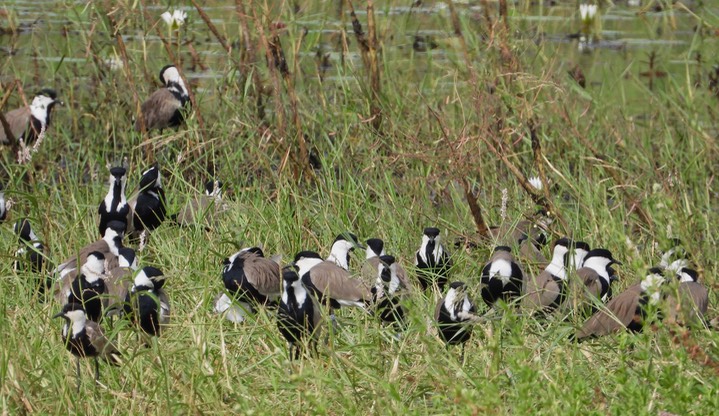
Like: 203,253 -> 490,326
579,4 -> 598,22
528,176 -> 543,191
161,10 -> 187,30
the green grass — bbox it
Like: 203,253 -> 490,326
1,0 -> 719,414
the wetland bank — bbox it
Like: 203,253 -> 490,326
1,1 -> 719,414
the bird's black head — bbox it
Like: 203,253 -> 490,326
282,265 -> 300,282
119,247 -> 136,265
423,227 -> 440,238
293,251 -> 322,263
110,166 -> 127,179
494,245 -> 512,253
379,254 -> 396,266
159,65 -> 177,84
14,218 -> 33,241
37,88 -> 58,100
142,266 -> 164,279
141,266 -> 165,289
52,302 -> 85,320
648,267 -> 664,276
585,248 -> 620,264
87,251 -> 106,262
554,237 -> 572,249
244,247 -> 265,257
139,165 -> 161,190
366,238 -> 384,256
36,88 -> 63,108
448,281 -> 465,290
105,220 -> 127,236
204,180 -> 223,196
575,241 -> 591,252
335,232 -> 361,246
678,267 -> 699,282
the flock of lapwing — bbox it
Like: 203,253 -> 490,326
1,63 -> 712,390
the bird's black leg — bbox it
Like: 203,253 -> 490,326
76,358 -> 81,393
94,358 -> 100,384
460,344 -> 466,365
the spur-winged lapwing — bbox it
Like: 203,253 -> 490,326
326,233 -> 361,271
415,227 -> 452,291
435,281 -> 480,361
480,246 -> 525,307
576,268 -> 666,339
123,266 -> 169,337
221,247 -> 281,313
521,238 -> 572,312
98,166 -> 129,237
0,89 -> 63,145
54,220 -> 126,278
135,65 -> 190,133
127,165 -> 166,242
665,267 -> 708,327
53,303 -> 121,389
277,265 -> 323,359
55,251 -> 108,322
174,180 -> 225,228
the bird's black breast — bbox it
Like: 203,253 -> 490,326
64,328 -> 98,358
134,190 -> 166,231
437,305 -> 472,345
277,288 -> 315,344
70,277 -> 106,322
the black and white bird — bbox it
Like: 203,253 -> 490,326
123,266 -> 170,337
98,166 -> 129,237
374,255 -> 407,329
128,165 -> 166,242
0,89 -> 63,145
435,281 -> 480,361
294,251 -> 372,311
415,227 -> 452,291
221,247 -> 281,315
53,303 -> 121,389
13,218 -> 47,273
666,267 -> 708,327
489,210 -> 553,249
480,246 -> 525,307
13,218 -> 51,294
105,247 -> 138,315
576,268 -> 666,340
362,238 -> 411,291
135,65 -> 190,133
363,238 -> 385,273
572,241 -> 591,270
521,238 -> 572,312
0,185 -> 6,222
326,233 -> 361,271
576,248 -> 621,304
277,265 -> 323,359
55,220 -> 126,278
55,251 -> 107,322
174,180 -> 225,228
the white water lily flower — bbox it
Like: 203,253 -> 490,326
528,176 -> 543,191
579,4 -> 598,22
161,10 -> 187,30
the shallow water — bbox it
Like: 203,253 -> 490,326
2,0 -> 717,115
